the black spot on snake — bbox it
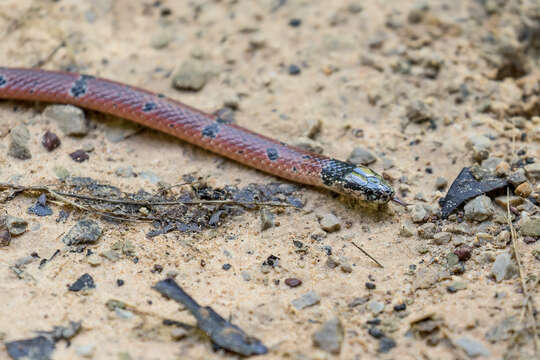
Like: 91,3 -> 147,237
69,75 -> 93,98
238,150 -> 244,154
0,75 -> 6,87
157,93 -> 165,98
202,123 -> 220,138
302,155 -> 311,160
293,166 -> 297,172
142,102 -> 157,112
267,148 -> 279,161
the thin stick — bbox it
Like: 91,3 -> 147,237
506,188 -> 539,355
351,241 -> 384,268
0,183 -> 291,207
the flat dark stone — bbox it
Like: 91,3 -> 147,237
5,335 -> 55,360
153,278 -> 268,356
439,167 -> 508,219
68,273 -> 95,291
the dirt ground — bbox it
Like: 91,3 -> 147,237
1,0 -> 539,359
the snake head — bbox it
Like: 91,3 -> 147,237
321,160 -> 395,204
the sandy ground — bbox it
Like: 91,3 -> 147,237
1,0 -> 539,359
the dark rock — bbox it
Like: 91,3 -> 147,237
42,131 -> 61,151
284,278 -> 302,287
68,273 -> 95,291
27,194 -> 53,216
62,219 -> 102,246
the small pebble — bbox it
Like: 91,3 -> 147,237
291,291 -> 320,310
432,231 -> 452,245
289,18 -> 302,27
519,216 -> 540,237
8,125 -> 32,160
399,222 -> 415,237
378,337 -> 397,353
455,337 -> 490,358
340,262 -> 353,273
393,303 -> 406,312
44,104 -> 88,136
241,271 -> 251,281
150,31 -> 172,49
87,254 -> 102,266
410,204 -> 428,223
0,229 -> 11,247
285,278 -> 302,287
495,161 -> 510,176
170,327 -> 188,340
368,327 -> 384,339
508,168 -> 527,186
318,213 -> 341,232
115,166 -> 135,178
222,263 -> 231,270
494,195 -> 523,208
117,279 -> 125,287
417,222 -> 436,239
326,255 -> 340,269
68,273 -> 95,291
27,194 -> 53,216
312,318 -> 343,354
481,157 -> 503,171
75,344 -> 95,358
454,245 -> 472,261
260,208 -> 275,231
524,163 -> 540,180
41,131 -> 61,151
515,182 -> 532,198
5,216 -> 28,236
70,149 -> 89,162
365,282 -> 376,289
115,308 -> 134,320
347,147 -> 377,165
368,300 -> 384,314
172,60 -> 211,91
491,252 -> 516,282
435,176 -> 447,190
288,64 -> 301,75
62,219 -> 103,246
464,195 -> 494,221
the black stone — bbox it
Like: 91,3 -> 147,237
289,18 -> 302,27
27,194 -> 53,216
439,167 -> 508,219
368,327 -> 385,339
288,64 -> 301,75
378,337 -> 396,353
68,273 -> 95,291
6,336 -> 55,360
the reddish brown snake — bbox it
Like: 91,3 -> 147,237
0,67 -> 398,204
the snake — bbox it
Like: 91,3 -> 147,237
0,67 -> 401,205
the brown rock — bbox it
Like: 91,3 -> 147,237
515,182 -> 532,198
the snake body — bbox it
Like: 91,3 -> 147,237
0,67 -> 395,203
